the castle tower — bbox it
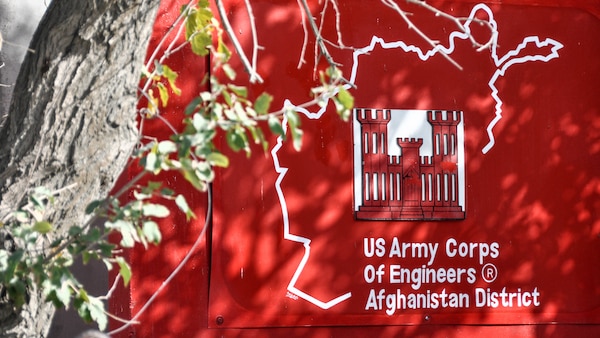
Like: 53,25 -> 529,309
397,138 -> 424,219
356,109 -> 391,216
427,110 -> 465,219
354,108 -> 465,221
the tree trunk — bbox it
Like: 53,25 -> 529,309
0,0 -> 160,336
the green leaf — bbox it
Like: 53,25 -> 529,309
88,296 -> 108,331
197,7 -> 213,25
247,125 -> 267,152
82,251 -> 94,265
336,86 -> 354,120
182,167 -> 206,191
228,84 -> 247,98
286,110 -> 303,151
85,200 -> 103,214
68,226 -> 84,236
291,127 -> 304,151
101,258 -> 113,271
222,90 -> 232,106
268,115 -> 285,137
195,161 -> 215,182
55,280 -> 72,308
175,195 -> 195,220
233,102 -> 251,122
226,128 -> 246,152
161,64 -> 181,95
161,188 -> 175,196
142,221 -> 162,245
34,186 -> 52,198
206,152 -> 229,168
158,140 -> 177,154
30,194 -> 46,209
190,33 -> 212,56
184,96 -> 203,115
191,112 -> 210,132
32,221 -> 53,234
8,280 -> 27,307
286,109 -> 301,128
14,210 -> 29,223
222,64 -> 236,80
98,242 -> 115,258
133,190 -> 152,201
4,249 -> 24,279
144,151 -> 158,173
146,181 -> 163,191
74,291 -> 91,323
105,220 -> 138,248
217,35 -> 232,63
0,250 -> 9,271
254,93 -> 273,115
116,257 -> 132,286
142,204 -> 170,218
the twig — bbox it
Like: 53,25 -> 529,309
108,185 -> 213,335
0,62 -> 10,88
296,0 -> 309,68
406,0 -> 495,51
0,32 -> 36,54
380,0 -> 463,70
42,171 -> 147,265
215,0 -> 264,83
298,0 -> 340,69
327,0 -> 345,49
99,273 -> 123,300
142,0 -> 194,76
138,0 -> 194,103
243,0 -> 262,74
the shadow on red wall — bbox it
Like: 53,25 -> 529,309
110,1 -> 600,337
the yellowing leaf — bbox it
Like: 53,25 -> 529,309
206,152 -> 229,168
33,221 -> 53,234
157,83 -> 169,107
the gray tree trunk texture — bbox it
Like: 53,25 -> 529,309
0,0 -> 160,336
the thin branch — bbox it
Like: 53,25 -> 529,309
327,0 -> 345,49
138,1 -> 193,101
108,185 -> 213,335
98,273 -> 124,301
0,33 -> 36,54
296,0 -> 309,68
42,170 -> 147,264
153,113 -> 179,136
143,0 -> 195,74
0,62 -> 10,88
215,0 -> 264,83
406,0 -> 495,51
314,0 -> 328,73
380,0 -> 463,70
298,0 -> 340,69
243,0 -> 262,74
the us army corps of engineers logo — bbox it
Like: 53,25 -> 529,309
353,108 -> 466,221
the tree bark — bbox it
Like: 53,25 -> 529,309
0,0 -> 160,336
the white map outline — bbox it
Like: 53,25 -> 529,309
270,3 -> 562,309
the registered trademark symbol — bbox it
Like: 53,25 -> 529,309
482,263 -> 498,283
